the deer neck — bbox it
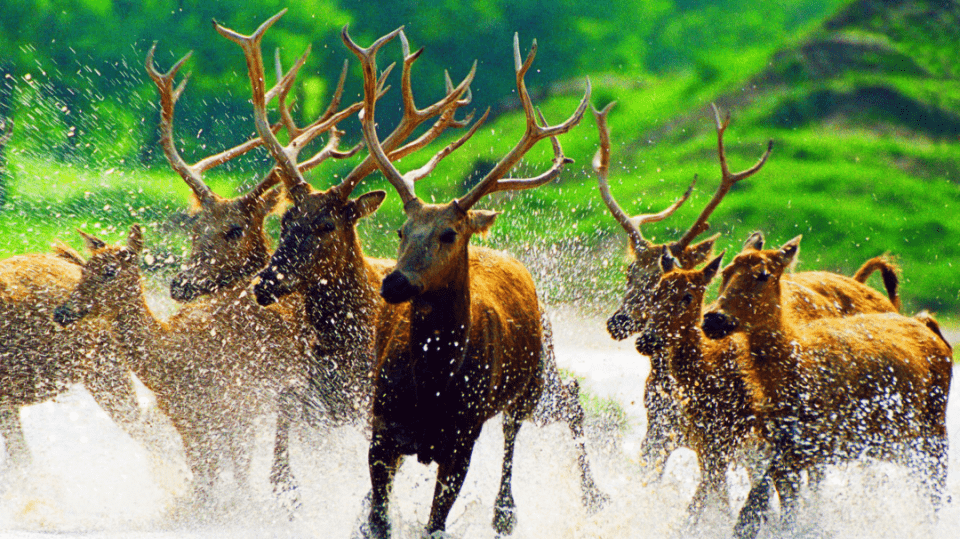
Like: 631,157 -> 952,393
408,247 -> 472,402
109,284 -> 168,392
305,235 -> 379,354
664,318 -> 707,386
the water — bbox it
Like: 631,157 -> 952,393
1,307 -> 957,538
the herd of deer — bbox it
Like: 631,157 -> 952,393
0,10 -> 954,539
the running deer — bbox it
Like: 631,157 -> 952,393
634,251 -> 761,524
53,225 -> 313,510
345,27 -> 604,538
593,103 -> 901,479
1,247 -> 163,469
701,236 -> 952,539
146,20 -> 365,509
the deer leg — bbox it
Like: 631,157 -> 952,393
560,379 -> 608,512
733,466 -> 775,539
0,406 -> 29,469
270,388 -> 301,516
364,430 -> 403,539
426,428 -> 480,536
771,464 -> 801,534
919,433 -> 948,511
493,410 -> 522,535
687,459 -> 728,526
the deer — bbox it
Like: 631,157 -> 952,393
593,102 -> 902,483
52,224 -> 315,513
340,26 -> 607,538
145,17 -> 366,509
701,236 -> 953,539
633,250 -> 762,526
0,246 -> 164,471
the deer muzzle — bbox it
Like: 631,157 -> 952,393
606,312 -> 637,340
702,311 -> 738,340
380,271 -> 422,304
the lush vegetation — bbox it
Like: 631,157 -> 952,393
1,0 -> 957,321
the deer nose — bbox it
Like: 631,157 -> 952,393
170,276 -> 199,302
380,271 -> 422,304
253,271 -> 282,307
606,313 -> 636,340
635,331 -> 664,355
702,311 -> 737,339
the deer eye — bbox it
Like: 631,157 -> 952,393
681,293 -> 694,306
317,222 -> 335,234
396,229 -> 403,239
102,265 -> 119,279
756,271 -> 771,283
439,229 -> 457,244
224,225 -> 244,241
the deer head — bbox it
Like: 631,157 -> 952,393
702,235 -> 801,340
53,226 -> 145,326
343,29 -> 590,304
147,19 -> 361,302
595,103 -> 772,340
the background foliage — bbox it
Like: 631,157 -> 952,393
0,0 -> 957,318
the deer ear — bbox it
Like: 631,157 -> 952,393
127,224 -> 144,254
778,235 -> 801,263
701,251 -> 725,284
347,190 -> 387,222
77,229 -> 107,252
683,233 -> 719,266
742,231 -> 764,251
659,251 -> 679,273
467,210 -> 498,235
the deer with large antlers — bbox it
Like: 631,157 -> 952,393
593,103 -> 902,482
53,225 -> 313,510
146,19 -> 370,508
339,26 -> 605,538
0,247 -> 164,470
701,236 -> 952,539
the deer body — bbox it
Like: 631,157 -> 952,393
53,228 -> 312,505
0,251 -> 158,468
701,237 -> 952,539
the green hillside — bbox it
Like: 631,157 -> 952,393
0,0 -> 957,318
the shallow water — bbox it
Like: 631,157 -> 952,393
1,307 -> 957,538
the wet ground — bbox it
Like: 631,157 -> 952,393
0,307 -> 957,538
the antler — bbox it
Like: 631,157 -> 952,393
674,103 -> 773,249
453,34 -> 591,210
145,43 -> 290,207
337,27 -> 479,203
592,101 -> 694,253
214,10 -> 365,204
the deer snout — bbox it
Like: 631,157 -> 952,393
170,274 -> 202,302
253,271 -> 282,307
380,271 -> 422,304
702,311 -> 738,339
606,312 -> 637,340
635,331 -> 664,355
53,305 -> 81,326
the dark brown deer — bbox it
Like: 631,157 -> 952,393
146,20 -> 365,509
1,247 -> 164,469
53,225 -> 312,511
343,27 -> 605,538
701,236 -> 952,539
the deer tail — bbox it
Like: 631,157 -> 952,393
853,255 -> 901,310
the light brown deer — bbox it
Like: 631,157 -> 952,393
701,236 -> 952,539
593,103 -> 901,480
343,27 -> 605,538
0,246 -> 164,470
53,225 -> 313,511
145,20 -> 366,509
633,250 -> 761,525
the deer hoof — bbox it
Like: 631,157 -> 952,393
493,504 -> 518,536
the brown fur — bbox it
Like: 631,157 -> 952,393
0,250 -> 162,468
53,226 -> 313,508
635,253 -> 761,523
702,236 -> 952,539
